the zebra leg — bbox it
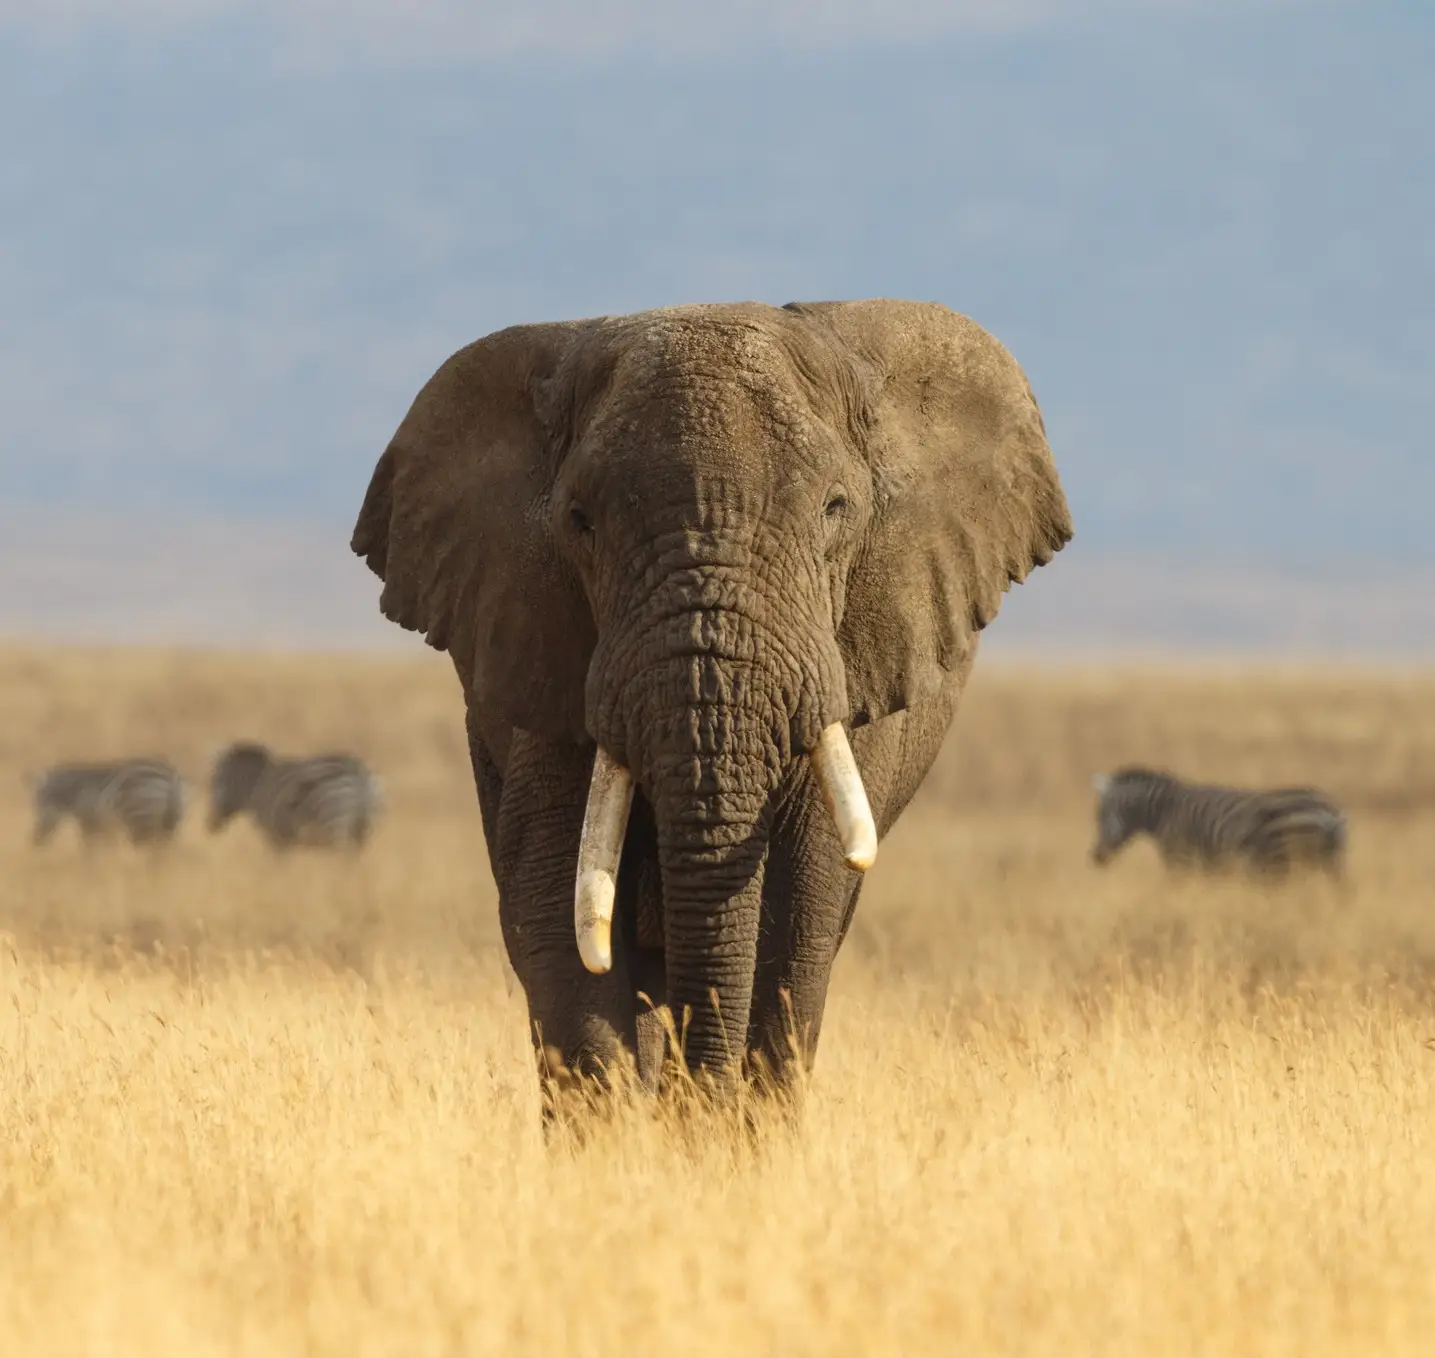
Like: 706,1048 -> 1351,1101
32,807 -> 61,846
129,815 -> 175,848
347,816 -> 371,851
1158,846 -> 1188,876
1256,860 -> 1290,890
1322,851 -> 1354,903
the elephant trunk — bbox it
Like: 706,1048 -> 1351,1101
572,723 -> 770,1085
644,722 -> 877,1084
644,700 -> 776,1087
573,721 -> 877,982
574,709 -> 877,1095
573,573 -> 879,1085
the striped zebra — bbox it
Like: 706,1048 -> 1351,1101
208,742 -> 384,849
30,758 -> 188,846
1090,767 -> 1347,879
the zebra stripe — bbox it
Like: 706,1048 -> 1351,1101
208,742 -> 384,849
31,758 -> 188,846
1091,767 -> 1347,878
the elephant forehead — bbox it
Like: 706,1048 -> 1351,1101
600,315 -> 844,438
578,398 -> 839,520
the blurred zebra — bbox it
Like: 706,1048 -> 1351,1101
1090,767 -> 1347,879
208,742 -> 384,849
30,758 -> 188,846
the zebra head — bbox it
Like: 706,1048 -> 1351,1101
208,742 -> 273,831
1091,771 -> 1120,864
1090,767 -> 1170,866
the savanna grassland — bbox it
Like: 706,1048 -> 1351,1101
2,643 -> 1434,1356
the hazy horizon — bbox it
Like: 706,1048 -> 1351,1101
3,508 -> 1431,659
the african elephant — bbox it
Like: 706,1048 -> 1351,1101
351,300 -> 1071,1110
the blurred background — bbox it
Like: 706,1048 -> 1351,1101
1,1 -> 1429,656
3,15 -> 1433,1348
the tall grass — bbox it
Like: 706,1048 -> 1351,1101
2,645 -> 1433,1356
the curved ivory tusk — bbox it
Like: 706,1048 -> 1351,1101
574,746 -> 635,975
811,723 -> 878,872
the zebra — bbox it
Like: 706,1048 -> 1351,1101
1090,766 -> 1348,880
30,758 -> 189,846
208,742 -> 385,849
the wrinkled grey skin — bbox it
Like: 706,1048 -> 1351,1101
352,300 -> 1072,1112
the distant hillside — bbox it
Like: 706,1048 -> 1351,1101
992,548 -> 1435,659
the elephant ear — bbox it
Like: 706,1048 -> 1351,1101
789,299 -> 1073,725
351,320 -> 599,742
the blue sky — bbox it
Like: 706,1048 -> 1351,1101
1,1 -> 1429,564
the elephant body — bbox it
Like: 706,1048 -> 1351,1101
353,300 -> 1072,1110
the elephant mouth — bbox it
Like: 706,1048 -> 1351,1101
571,723 -> 877,975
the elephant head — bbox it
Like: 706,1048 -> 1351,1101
353,300 -> 1071,1079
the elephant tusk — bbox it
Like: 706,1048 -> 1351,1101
811,722 -> 878,872
574,746 -> 635,975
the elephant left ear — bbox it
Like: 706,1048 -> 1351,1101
788,299 -> 1073,725
350,319 -> 601,743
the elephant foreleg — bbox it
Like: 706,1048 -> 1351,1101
747,704 -> 949,1092
465,708 -> 506,885
634,986 -> 670,1094
493,732 -> 643,1121
748,763 -> 861,1090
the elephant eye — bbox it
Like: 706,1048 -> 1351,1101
569,504 -> 594,536
824,492 -> 848,520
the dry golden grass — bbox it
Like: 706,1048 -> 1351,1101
2,643 -> 1434,1356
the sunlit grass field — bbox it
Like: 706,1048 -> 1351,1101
2,644 -> 1433,1356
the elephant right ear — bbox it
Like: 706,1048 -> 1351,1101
786,299 -> 1073,726
351,321 -> 599,743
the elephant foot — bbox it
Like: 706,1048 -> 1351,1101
534,1042 -> 647,1142
635,1003 -> 670,1094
